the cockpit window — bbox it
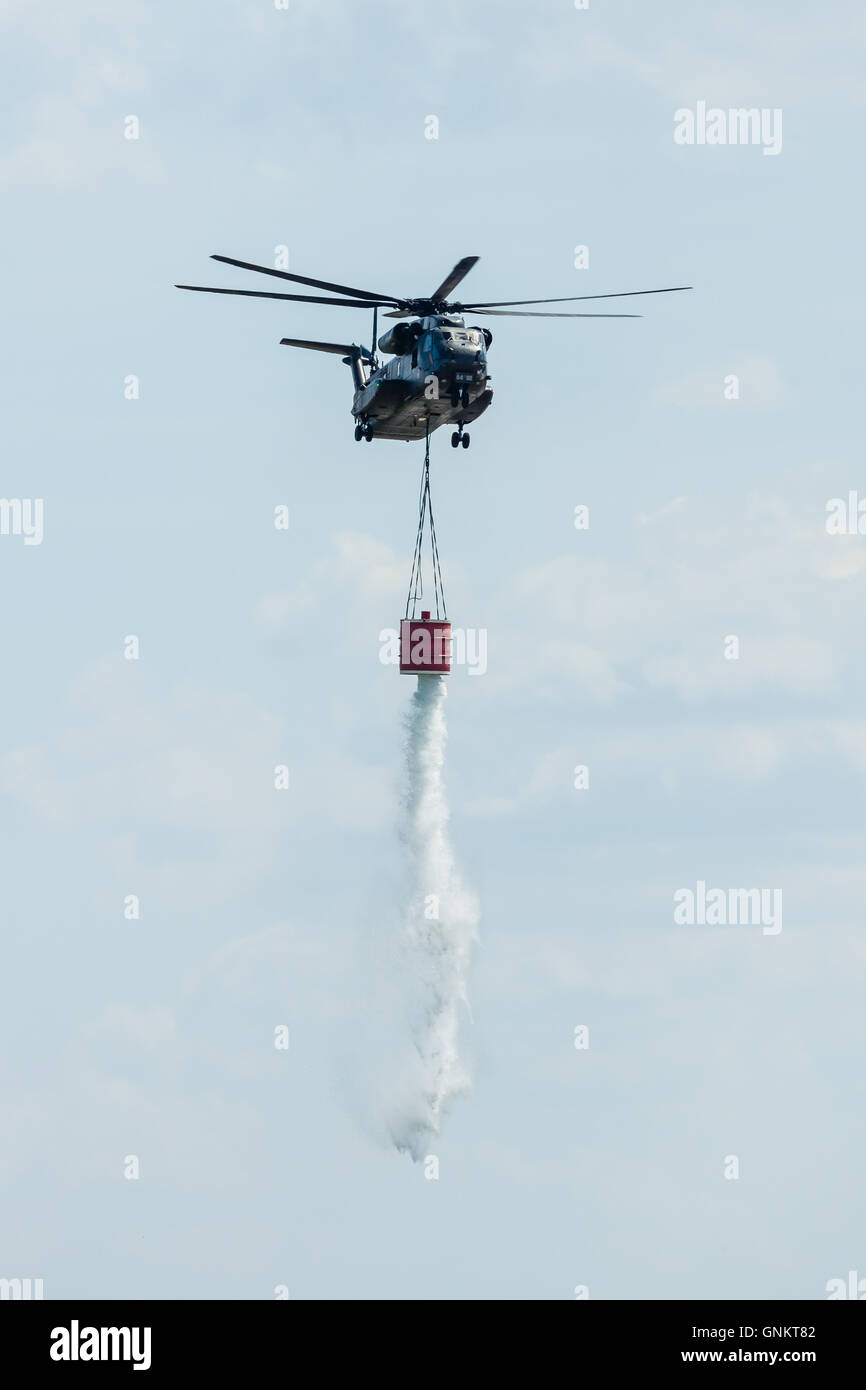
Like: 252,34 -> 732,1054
439,328 -> 482,347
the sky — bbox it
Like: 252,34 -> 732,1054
1,0 -> 865,1300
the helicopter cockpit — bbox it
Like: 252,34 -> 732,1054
430,319 -> 493,353
440,326 -> 483,347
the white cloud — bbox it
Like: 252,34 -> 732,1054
644,635 -> 839,701
536,640 -> 629,704
0,1 -> 160,190
207,922 -> 331,977
832,722 -> 866,771
638,496 -> 686,526
332,530 -> 405,600
527,7 -> 866,107
464,796 -> 519,819
504,494 -> 864,707
0,658 -> 286,909
86,1004 -> 176,1049
655,356 -> 786,409
254,587 -> 316,630
709,723 -> 786,780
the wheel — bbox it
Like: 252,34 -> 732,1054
451,432 -> 460,448
364,425 -> 374,441
354,423 -> 363,441
450,389 -> 459,408
460,387 -> 470,407
461,432 -> 470,449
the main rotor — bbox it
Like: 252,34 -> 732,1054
176,253 -> 692,322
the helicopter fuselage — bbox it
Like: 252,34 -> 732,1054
177,252 -> 690,448
352,315 -> 493,441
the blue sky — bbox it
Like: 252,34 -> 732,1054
1,0 -> 864,1299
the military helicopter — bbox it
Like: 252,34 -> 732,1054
176,255 -> 690,448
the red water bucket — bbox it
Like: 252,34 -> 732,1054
399,610 -> 451,674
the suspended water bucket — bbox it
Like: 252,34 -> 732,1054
400,610 -> 451,675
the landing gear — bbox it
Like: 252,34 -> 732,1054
451,431 -> 460,448
451,425 -> 470,449
450,388 -> 460,409
460,386 -> 470,408
364,424 -> 374,441
461,432 -> 470,448
354,423 -> 364,441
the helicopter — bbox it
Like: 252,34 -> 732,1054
176,255 -> 691,449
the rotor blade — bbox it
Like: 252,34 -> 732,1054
211,255 -> 404,306
176,285 -> 393,308
431,255 -> 479,302
460,285 -> 692,308
468,308 -> 642,318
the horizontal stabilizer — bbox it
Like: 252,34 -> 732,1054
279,337 -> 369,358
